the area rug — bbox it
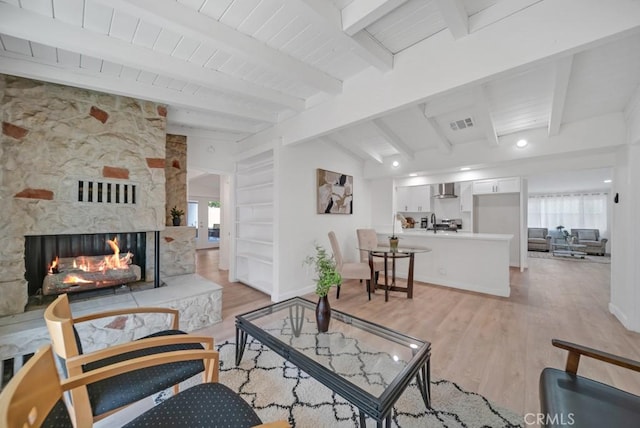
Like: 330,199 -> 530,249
528,251 -> 610,264
171,338 -> 523,428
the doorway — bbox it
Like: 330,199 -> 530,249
188,199 -> 220,249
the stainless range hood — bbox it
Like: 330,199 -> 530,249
433,183 -> 457,199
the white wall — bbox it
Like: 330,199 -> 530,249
610,85 -> 640,332
473,193 -> 521,267
275,140 -> 372,300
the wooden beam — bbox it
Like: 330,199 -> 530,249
419,105 -> 453,154
342,0 -> 408,36
473,86 -> 499,146
0,52 -> 277,124
297,0 -> 393,71
327,133 -> 384,164
242,0 -> 639,146
434,0 -> 468,39
372,118 -> 414,159
94,0 -> 342,95
0,3 -> 304,111
167,108 -> 263,134
320,136 -> 367,164
548,56 -> 574,136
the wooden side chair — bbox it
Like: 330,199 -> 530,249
539,339 -> 640,427
43,294 -> 216,427
356,228 -> 385,287
328,231 -> 372,299
0,345 -> 289,428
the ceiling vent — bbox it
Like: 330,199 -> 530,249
449,117 -> 474,131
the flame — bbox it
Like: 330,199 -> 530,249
47,237 -> 133,282
48,256 -> 59,274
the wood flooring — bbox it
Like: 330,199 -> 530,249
193,249 -> 640,417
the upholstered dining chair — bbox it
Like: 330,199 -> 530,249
0,345 -> 289,428
328,231 -> 372,299
43,294 -> 216,427
356,228 -> 385,286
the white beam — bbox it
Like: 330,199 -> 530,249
328,133 -> 384,163
418,105 -> 453,154
548,56 -> 574,136
296,0 -> 393,71
241,0 -> 640,146
469,0 -> 543,33
166,124 -> 247,142
94,0 -> 342,95
320,136 -> 367,164
372,118 -> 414,159
167,107 -> 262,134
434,0 -> 468,39
342,0 -> 408,36
0,53 -> 276,123
0,3 -> 304,111
473,86 -> 499,146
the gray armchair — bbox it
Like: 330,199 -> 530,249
528,228 -> 552,251
570,229 -> 608,255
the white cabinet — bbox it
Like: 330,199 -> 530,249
472,177 -> 521,195
232,150 -> 274,295
459,182 -> 473,212
396,185 -> 431,212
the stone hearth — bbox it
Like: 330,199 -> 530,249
0,273 -> 222,363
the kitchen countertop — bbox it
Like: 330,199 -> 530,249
384,229 -> 514,241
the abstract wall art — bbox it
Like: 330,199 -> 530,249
317,168 -> 353,214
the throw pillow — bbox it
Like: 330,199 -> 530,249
529,229 -> 545,239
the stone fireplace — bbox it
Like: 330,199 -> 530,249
1,74 -> 168,316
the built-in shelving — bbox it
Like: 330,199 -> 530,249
232,149 -> 274,295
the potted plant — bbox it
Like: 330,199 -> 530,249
389,213 -> 400,251
304,243 -> 341,332
170,206 -> 184,226
556,225 -> 573,243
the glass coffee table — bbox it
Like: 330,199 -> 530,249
236,297 -> 431,426
552,242 -> 587,258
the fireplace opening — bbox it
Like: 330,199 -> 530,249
24,232 -> 147,297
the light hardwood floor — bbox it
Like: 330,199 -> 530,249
193,249 -> 640,417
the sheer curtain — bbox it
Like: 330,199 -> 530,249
528,192 -> 609,235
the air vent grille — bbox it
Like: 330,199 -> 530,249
449,117 -> 474,131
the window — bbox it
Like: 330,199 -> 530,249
528,192 -> 608,235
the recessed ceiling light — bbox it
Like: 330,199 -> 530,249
516,139 -> 528,148
409,173 -> 417,177
392,160 -> 400,168
604,179 -> 612,183
460,167 -> 470,171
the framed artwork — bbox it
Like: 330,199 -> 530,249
317,168 -> 353,214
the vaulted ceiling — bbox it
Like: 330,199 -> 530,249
2,0 -> 640,178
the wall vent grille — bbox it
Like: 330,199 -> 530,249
449,117 -> 474,131
77,180 -> 137,204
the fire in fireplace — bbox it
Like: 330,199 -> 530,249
24,232 -> 148,297
43,237 -> 142,295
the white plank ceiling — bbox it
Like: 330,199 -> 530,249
1,0 -> 640,177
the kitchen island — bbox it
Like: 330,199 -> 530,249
375,230 -> 513,297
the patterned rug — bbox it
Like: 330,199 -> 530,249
183,337 -> 523,428
528,251 -> 611,264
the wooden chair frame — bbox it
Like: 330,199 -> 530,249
1,345 -> 288,428
44,294 -> 216,427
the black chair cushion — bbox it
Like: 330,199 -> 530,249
82,330 -> 205,416
42,399 -> 73,428
540,368 -> 640,428
122,383 -> 263,428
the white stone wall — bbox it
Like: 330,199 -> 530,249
0,75 -> 167,316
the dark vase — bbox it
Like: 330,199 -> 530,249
172,217 -> 181,226
316,295 -> 331,333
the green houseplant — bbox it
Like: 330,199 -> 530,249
304,243 -> 341,332
170,206 -> 185,226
